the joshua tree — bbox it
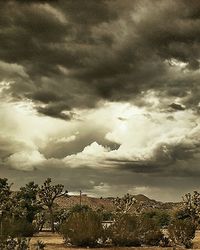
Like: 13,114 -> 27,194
38,178 -> 68,232
113,193 -> 136,215
182,191 -> 200,226
15,181 -> 42,223
0,178 -> 12,215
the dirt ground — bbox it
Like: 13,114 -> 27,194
30,231 -> 200,250
30,232 -> 65,250
193,231 -> 200,249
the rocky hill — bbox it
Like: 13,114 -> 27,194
56,194 -> 180,213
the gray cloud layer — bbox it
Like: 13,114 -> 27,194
1,0 -> 200,117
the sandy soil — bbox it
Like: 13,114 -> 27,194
193,230 -> 200,249
29,231 -> 194,250
30,232 -> 65,250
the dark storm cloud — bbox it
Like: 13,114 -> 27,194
37,102 -> 73,120
169,103 -> 185,111
31,90 -> 62,103
1,0 -> 200,118
56,0 -> 118,26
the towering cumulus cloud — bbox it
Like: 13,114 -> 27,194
1,0 -> 200,201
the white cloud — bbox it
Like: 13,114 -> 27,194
1,95 -> 200,175
63,142 -> 110,168
59,100 -> 200,170
6,150 -> 45,171
50,135 -> 77,144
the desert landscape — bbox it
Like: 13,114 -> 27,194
0,178 -> 200,250
1,0 -> 200,249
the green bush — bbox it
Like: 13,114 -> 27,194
168,219 -> 195,248
110,214 -> 141,247
60,211 -> 104,247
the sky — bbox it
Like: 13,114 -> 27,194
1,0 -> 200,201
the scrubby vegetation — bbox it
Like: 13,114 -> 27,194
141,210 -> 171,227
60,211 -> 103,247
168,219 -> 196,248
1,177 -> 200,249
0,177 -> 68,249
139,216 -> 164,246
109,214 -> 141,246
0,237 -> 30,250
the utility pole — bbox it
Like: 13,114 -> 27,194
80,190 -> 82,206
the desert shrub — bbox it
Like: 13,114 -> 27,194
0,237 -> 18,250
0,237 -> 30,250
16,238 -> 30,250
110,214 -> 141,247
173,207 -> 191,221
156,211 -> 171,227
101,211 -> 114,221
141,210 -> 171,227
143,230 -> 163,246
2,219 -> 36,237
159,236 -> 170,247
139,217 -> 164,246
69,204 -> 91,214
60,211 -> 104,247
168,219 -> 195,248
35,240 -> 46,250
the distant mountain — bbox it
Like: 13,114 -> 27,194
56,193 -> 180,213
133,194 -> 154,202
